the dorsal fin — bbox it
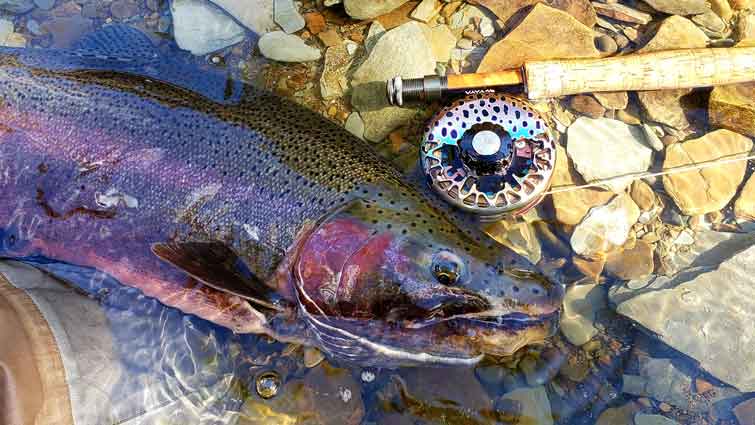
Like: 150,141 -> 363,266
12,24 -> 244,103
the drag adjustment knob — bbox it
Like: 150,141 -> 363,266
458,124 -> 514,176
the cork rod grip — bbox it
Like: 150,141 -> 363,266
524,47 -> 755,99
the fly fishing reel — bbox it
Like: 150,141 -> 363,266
420,94 -> 556,218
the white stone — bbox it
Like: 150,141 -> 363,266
343,0 -> 410,20
567,117 -> 653,192
642,123 -> 665,151
274,0 -> 305,34
479,20 -> 495,37
171,0 -> 246,56
258,31 -> 321,62
571,194 -> 641,257
209,0 -> 276,34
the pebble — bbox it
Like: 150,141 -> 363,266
641,124 -> 665,151
569,95 -> 606,118
634,414 -> 680,425
567,117 -> 653,192
593,91 -> 629,110
663,129 -> 752,215
630,180 -> 655,211
110,0 -> 139,19
410,0 -> 441,23
595,34 -> 618,54
479,20 -> 494,37
695,378 -> 714,394
303,12 -> 326,34
500,387 -> 553,425
343,0 -> 410,20
33,0 -> 54,10
642,0 -> 708,15
171,0 -> 246,56
606,240 -> 655,280
207,0 -> 277,34
0,0 -> 34,14
709,82 -> 755,138
456,37 -> 473,49
571,194 -> 641,257
592,3 -> 652,25
316,30 -> 344,48
258,31 -> 322,62
561,283 -> 605,345
734,398 -> 755,425
274,0 -> 305,34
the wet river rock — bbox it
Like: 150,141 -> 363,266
662,129 -> 753,215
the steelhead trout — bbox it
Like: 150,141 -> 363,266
0,26 -> 562,366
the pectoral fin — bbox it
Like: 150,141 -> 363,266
151,242 -> 284,312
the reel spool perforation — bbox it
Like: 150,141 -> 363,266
420,94 -> 556,217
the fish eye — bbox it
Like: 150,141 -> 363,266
431,251 -> 465,285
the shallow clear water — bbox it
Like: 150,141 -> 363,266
1,1 -> 754,424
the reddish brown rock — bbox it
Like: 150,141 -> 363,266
734,398 -> 755,425
303,12 -> 326,34
605,240 -> 654,280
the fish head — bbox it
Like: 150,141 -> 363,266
289,192 -> 562,365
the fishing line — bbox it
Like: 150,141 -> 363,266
543,151 -> 755,195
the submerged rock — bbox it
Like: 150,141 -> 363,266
709,82 -> 755,138
662,129 -> 752,215
258,31 -> 321,62
550,145 -> 614,226
634,414 -> 680,425
571,194 -> 640,257
171,0 -> 246,55
567,117 -> 653,192
351,21 -> 434,141
209,0 -> 276,34
500,386 -> 553,425
0,0 -> 34,14
343,0 -> 409,20
612,233 -> 755,392
477,3 -> 599,72
622,358 -> 692,409
605,240 -> 654,280
560,283 -> 605,346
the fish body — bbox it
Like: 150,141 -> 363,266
0,26 -> 562,366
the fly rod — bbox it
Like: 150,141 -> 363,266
387,47 -> 755,104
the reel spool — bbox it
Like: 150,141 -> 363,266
420,93 -> 557,218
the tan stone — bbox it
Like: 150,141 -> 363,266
709,82 -> 755,138
639,15 -> 709,53
477,3 -> 600,72
637,89 -> 692,130
470,0 -> 597,26
592,2 -> 652,24
711,0 -> 734,21
428,24 -> 456,62
735,174 -> 755,220
569,95 -> 606,118
605,240 -> 655,280
736,13 -> 755,41
630,180 -> 656,211
410,0 -> 442,23
730,0 -> 755,10
550,145 -> 614,225
596,402 -> 640,425
573,255 -> 606,282
663,130 -> 753,215
593,91 -> 629,110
